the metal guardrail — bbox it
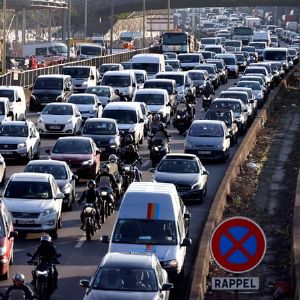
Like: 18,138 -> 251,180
0,46 -> 160,87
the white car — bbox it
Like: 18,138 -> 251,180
37,103 -> 82,135
3,173 -> 63,238
67,93 -> 103,120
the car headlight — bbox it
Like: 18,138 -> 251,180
258,92 -> 263,98
67,119 -> 73,124
154,146 -> 159,151
216,141 -> 224,150
191,183 -> 201,190
89,109 -> 97,114
17,143 -> 26,148
38,118 -> 43,124
82,159 -> 94,166
163,259 -> 178,269
109,138 -> 117,144
42,208 -> 56,216
56,95 -> 63,102
185,141 -> 193,148
61,185 -> 71,194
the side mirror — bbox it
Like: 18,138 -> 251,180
27,253 -> 33,258
244,108 -> 248,112
79,280 -> 90,288
101,235 -> 110,243
202,169 -> 209,175
96,149 -> 101,155
149,168 -> 156,173
181,237 -> 192,247
161,283 -> 174,291
56,192 -> 64,199
16,97 -> 22,103
182,132 -> 187,137
139,118 -> 144,123
90,75 -> 95,80
184,212 -> 191,219
233,82 -> 237,85
72,174 -> 78,181
29,86 -> 33,91
250,100 -> 254,103
132,82 -> 136,88
9,231 -> 18,239
45,149 -> 51,154
226,135 -> 231,139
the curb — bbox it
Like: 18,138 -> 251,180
188,77 -> 288,300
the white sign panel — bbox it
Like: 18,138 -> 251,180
212,277 -> 259,290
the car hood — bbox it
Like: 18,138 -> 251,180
0,137 -> 26,144
187,136 -> 224,147
3,198 -> 55,213
154,172 -> 199,186
50,153 -> 92,163
74,104 -> 94,112
56,179 -> 69,189
82,134 -> 115,143
40,115 -> 73,123
147,105 -> 165,113
117,124 -> 137,131
32,90 -> 62,96
84,290 -> 158,300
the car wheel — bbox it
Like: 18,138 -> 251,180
139,134 -> 144,144
58,215 -> 63,229
33,145 -> 40,160
25,148 -> 33,163
0,169 -> 6,187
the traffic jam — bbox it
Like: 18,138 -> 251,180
0,5 -> 299,300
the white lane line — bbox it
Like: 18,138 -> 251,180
75,235 -> 86,248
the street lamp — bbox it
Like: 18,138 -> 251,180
167,0 -> 170,31
110,0 -> 115,55
84,0 -> 88,37
67,0 -> 72,60
142,0 -> 146,48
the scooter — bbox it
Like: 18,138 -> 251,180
173,108 -> 193,135
202,94 -> 213,110
150,137 -> 170,167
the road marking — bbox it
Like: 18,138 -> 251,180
75,235 -> 86,248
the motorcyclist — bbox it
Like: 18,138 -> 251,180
95,164 -> 118,195
203,81 -> 214,98
115,89 -> 127,102
177,98 -> 194,119
107,154 -> 123,199
150,114 -> 164,135
185,89 -> 196,105
78,180 -> 102,229
119,144 -> 142,182
152,123 -> 170,141
28,235 -> 59,290
2,273 -> 36,300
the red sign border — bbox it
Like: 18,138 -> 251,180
210,217 -> 266,273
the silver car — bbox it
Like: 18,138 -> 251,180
80,252 -> 173,300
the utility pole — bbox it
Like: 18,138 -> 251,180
2,0 -> 7,74
110,0 -> 115,55
67,0 -> 72,60
142,0 -> 146,48
167,0 -> 170,31
84,0 -> 88,37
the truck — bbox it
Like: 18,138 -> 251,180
244,17 -> 261,28
285,21 -> 298,31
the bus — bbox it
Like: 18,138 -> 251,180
232,26 -> 254,45
161,32 -> 195,53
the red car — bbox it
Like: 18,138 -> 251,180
48,137 -> 101,180
0,202 -> 17,280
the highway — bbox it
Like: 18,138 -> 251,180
0,75 -> 279,299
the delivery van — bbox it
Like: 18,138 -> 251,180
103,182 -> 192,282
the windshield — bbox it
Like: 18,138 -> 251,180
195,66 -> 214,74
112,219 -> 177,245
144,82 -> 172,94
225,41 -> 241,47
0,90 -> 14,102
220,93 -> 247,103
202,52 -> 214,59
241,76 -> 264,85
211,101 -> 242,112
235,55 -> 244,62
24,165 -> 68,180
102,110 -> 137,124
63,67 -> 90,78
188,72 -> 205,80
34,78 -> 63,90
102,75 -> 131,87
162,32 -> 187,45
233,27 -> 253,35
201,38 -> 216,45
85,87 -> 110,97
50,45 -> 67,54
68,95 -> 95,105
80,46 -> 102,56
245,68 -> 267,75
156,74 -> 184,86
4,181 -> 52,199
42,105 -> 73,115
250,43 -> 266,49
178,55 -> 200,63
83,121 -> 116,135
92,268 -> 158,292
221,57 -> 236,65
0,125 -> 28,137
52,139 -> 92,154
135,93 -> 164,105
158,159 -> 199,173
100,65 -> 120,73
166,61 -> 179,68
0,102 -> 5,114
202,23 -> 215,29
205,111 -> 232,126
135,73 -> 145,83
264,51 -> 287,61
189,123 -> 224,137
237,81 -> 261,90
242,46 -> 255,52
131,63 -> 159,74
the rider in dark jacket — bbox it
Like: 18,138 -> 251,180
203,81 -> 214,98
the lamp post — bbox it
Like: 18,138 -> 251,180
84,0 -> 88,37
142,0 -> 146,48
2,0 -> 7,73
67,0 -> 72,60
110,0 -> 115,55
167,0 -> 170,31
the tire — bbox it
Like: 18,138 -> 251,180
34,145 -> 40,160
58,215 -> 63,229
139,134 -> 144,144
86,221 -> 92,241
37,281 -> 48,300
25,148 -> 33,163
49,222 -> 58,240
221,149 -> 229,163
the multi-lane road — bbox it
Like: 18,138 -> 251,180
0,74 -> 278,299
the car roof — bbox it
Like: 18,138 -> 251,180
1,120 -> 30,126
100,252 -> 155,269
135,88 -> 168,95
104,101 -> 140,110
191,119 -> 225,125
57,136 -> 92,142
213,98 -> 243,103
44,102 -> 76,107
0,86 -> 23,91
84,117 -> 116,124
164,153 -> 198,160
36,75 -> 69,79
221,91 -> 248,96
156,71 -> 186,76
145,79 -> 175,83
10,172 -> 52,182
103,70 -> 134,76
26,159 -> 68,167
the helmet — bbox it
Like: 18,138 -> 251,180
109,154 -> 118,163
205,81 -> 210,86
87,179 -> 96,189
153,114 -> 161,122
40,234 -> 52,244
125,134 -> 134,144
101,164 -> 110,174
115,89 -> 120,95
187,89 -> 192,94
13,273 -> 25,286
127,144 -> 135,152
158,123 -> 164,131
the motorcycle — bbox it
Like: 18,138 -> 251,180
98,187 -> 115,217
150,137 -> 170,167
81,203 -> 99,241
27,253 -> 61,300
173,107 -> 193,135
120,159 -> 142,190
202,94 -> 213,110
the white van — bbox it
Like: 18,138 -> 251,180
177,53 -> 204,71
0,98 -> 11,122
104,182 -> 192,282
62,66 -> 97,93
131,54 -> 166,79
263,47 -> 289,73
101,70 -> 137,100
0,86 -> 27,120
102,102 -> 144,145
76,43 -> 105,59
131,69 -> 148,89
133,88 -> 171,124
251,31 -> 271,46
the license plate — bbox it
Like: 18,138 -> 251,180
49,125 -> 60,130
16,219 -> 35,225
0,151 -> 13,154
100,148 -> 106,151
198,151 -> 211,155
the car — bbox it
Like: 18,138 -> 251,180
138,102 -> 152,136
0,154 -> 6,186
187,70 -> 210,95
99,63 -> 124,78
184,120 -> 231,162
67,93 -> 103,121
153,153 -> 208,202
3,173 -> 63,238
0,201 -> 17,280
244,65 -> 272,87
0,121 -> 41,163
79,252 -> 173,300
204,109 -> 239,145
24,160 -> 77,211
215,54 -> 239,78
165,59 -> 180,72
37,103 -> 83,135
47,137 -> 101,179
194,64 -> 219,89
85,85 -> 118,107
81,118 -> 120,160
236,80 -> 266,107
205,59 -> 228,84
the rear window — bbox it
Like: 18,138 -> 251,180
102,75 -> 131,87
102,109 -> 137,124
144,82 -> 172,95
135,93 -> 164,105
211,101 -> 242,112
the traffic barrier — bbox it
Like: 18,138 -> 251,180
0,46 -> 160,88
188,76 -> 288,300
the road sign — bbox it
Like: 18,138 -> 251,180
210,217 -> 266,273
212,277 -> 259,290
